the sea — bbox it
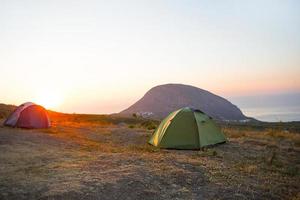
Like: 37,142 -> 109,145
228,92 -> 300,122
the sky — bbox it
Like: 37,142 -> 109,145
0,0 -> 299,114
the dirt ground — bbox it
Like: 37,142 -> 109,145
0,119 -> 299,200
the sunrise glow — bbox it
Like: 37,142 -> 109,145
0,0 -> 299,115
34,90 -> 64,110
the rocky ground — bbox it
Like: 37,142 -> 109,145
0,118 -> 299,200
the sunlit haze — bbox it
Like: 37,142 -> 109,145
0,0 -> 299,114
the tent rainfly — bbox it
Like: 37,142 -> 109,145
149,107 -> 226,149
4,102 -> 51,129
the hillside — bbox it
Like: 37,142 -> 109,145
0,103 -> 16,119
121,84 -> 248,121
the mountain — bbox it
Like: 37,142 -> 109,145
120,84 -> 248,121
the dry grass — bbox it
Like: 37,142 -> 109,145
0,115 -> 299,199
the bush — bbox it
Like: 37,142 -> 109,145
128,124 -> 135,129
284,166 -> 299,177
197,149 -> 218,157
140,120 -> 158,130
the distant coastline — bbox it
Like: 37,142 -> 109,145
229,93 -> 300,122
240,105 -> 300,122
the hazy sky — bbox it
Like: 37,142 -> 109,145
0,0 -> 299,113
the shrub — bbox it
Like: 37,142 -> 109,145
223,129 -> 245,138
284,166 -> 299,177
140,120 -> 158,130
128,124 -> 135,129
197,149 -> 218,157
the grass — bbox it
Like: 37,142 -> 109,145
140,120 -> 158,130
235,162 -> 258,173
284,166 -> 299,177
223,128 -> 246,138
1,122 -> 299,199
128,144 -> 160,153
197,149 -> 219,157
0,103 -> 16,119
221,120 -> 300,133
128,124 -> 135,129
0,105 -> 299,199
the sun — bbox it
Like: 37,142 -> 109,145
34,90 -> 64,110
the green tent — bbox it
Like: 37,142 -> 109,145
149,107 -> 226,149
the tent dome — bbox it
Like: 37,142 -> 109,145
149,107 -> 226,149
3,102 -> 51,128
